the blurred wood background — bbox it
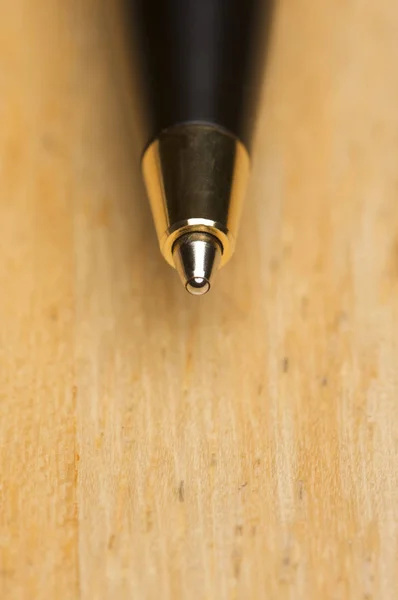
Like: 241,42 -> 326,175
1,1 -> 398,598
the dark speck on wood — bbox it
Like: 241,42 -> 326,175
297,480 -> 305,501
179,480 -> 185,502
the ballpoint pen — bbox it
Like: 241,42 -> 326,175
128,0 -> 273,295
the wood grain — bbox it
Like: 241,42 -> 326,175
1,0 -> 398,598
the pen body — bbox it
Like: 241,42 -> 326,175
129,0 -> 272,151
124,0 -> 274,288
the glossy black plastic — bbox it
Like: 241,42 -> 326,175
126,0 -> 274,151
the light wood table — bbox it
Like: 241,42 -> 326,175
1,1 -> 398,598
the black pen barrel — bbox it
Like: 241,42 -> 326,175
130,0 -> 272,151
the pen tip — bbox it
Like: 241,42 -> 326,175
186,277 -> 210,296
173,232 -> 222,296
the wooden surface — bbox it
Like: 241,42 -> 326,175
1,1 -> 398,598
